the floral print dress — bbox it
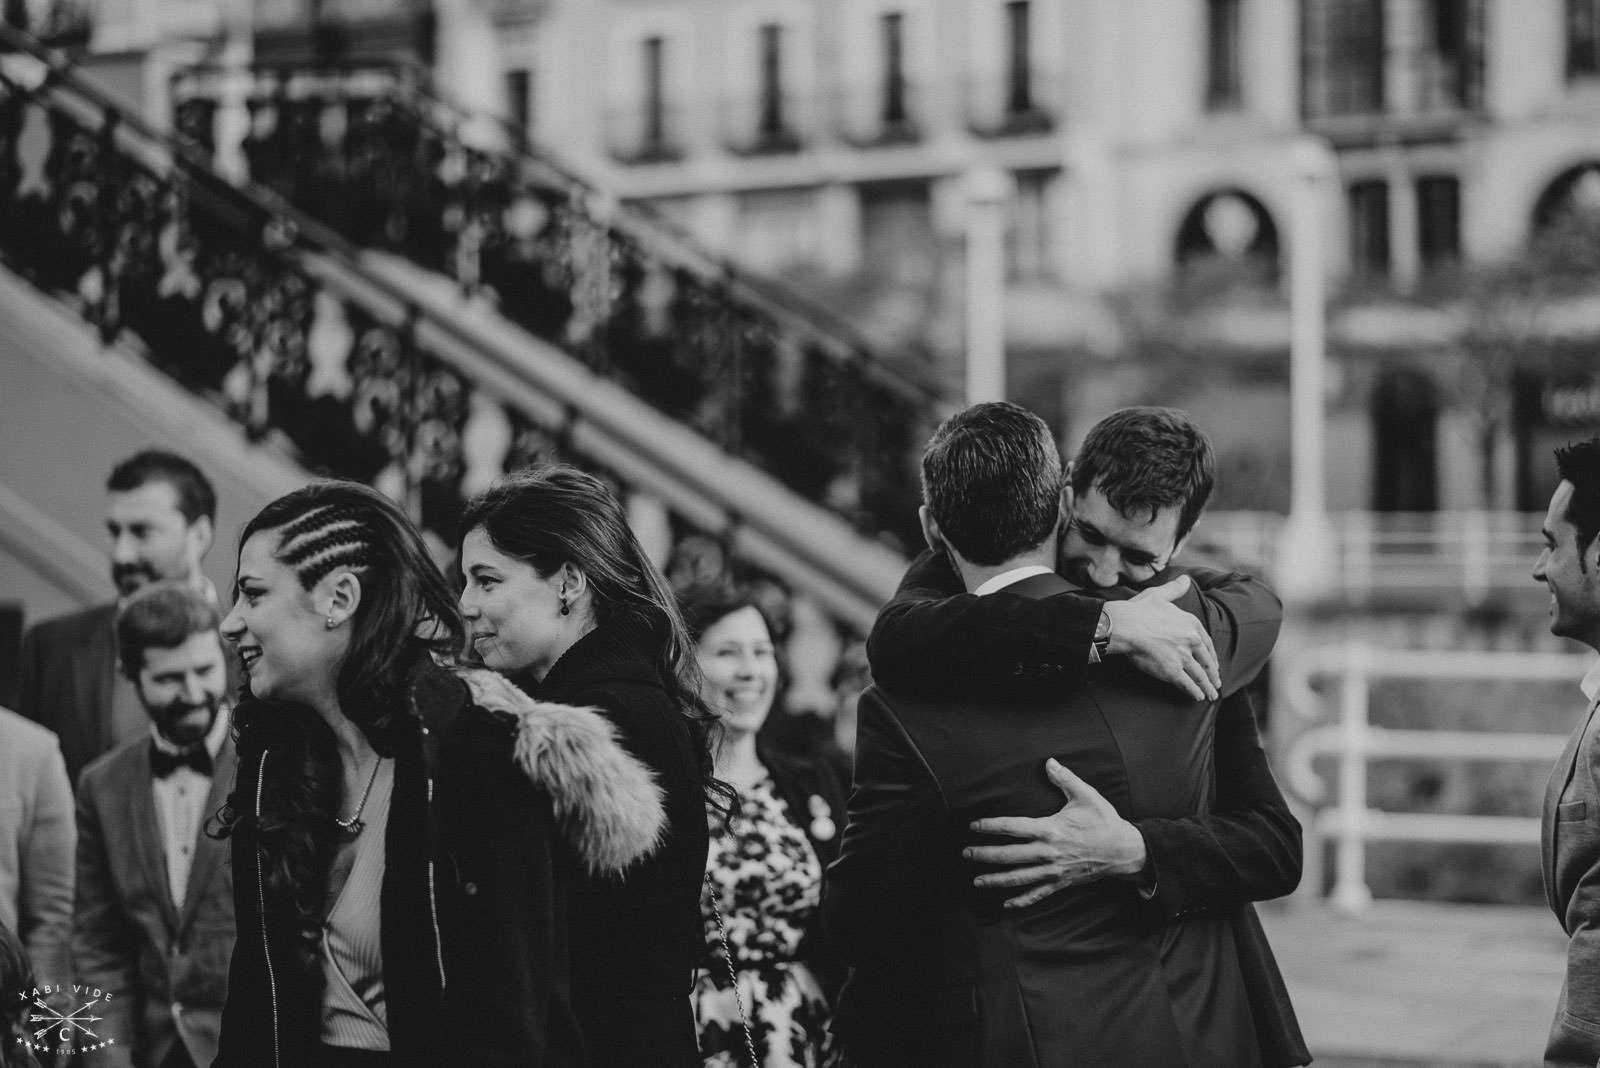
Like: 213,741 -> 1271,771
694,773 -> 840,1068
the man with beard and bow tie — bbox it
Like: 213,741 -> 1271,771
73,583 -> 235,1068
17,451 -> 222,787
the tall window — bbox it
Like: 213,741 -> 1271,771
759,23 -> 785,136
1206,0 -> 1244,111
505,68 -> 533,138
1302,0 -> 1385,118
1570,0 -> 1600,78
642,36 -> 667,148
1005,1 -> 1033,114
882,12 -> 908,125
1007,170 -> 1055,281
1348,179 -> 1391,277
1421,0 -> 1484,109
1416,175 -> 1461,270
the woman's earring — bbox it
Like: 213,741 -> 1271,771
559,595 -> 570,617
325,615 -> 336,630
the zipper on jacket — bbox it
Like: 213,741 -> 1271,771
254,750 -> 281,1068
426,771 -> 447,992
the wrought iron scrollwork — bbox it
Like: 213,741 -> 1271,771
171,63 -> 938,549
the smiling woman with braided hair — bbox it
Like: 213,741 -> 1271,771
210,480 -> 667,1068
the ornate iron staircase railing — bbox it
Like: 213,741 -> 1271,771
168,59 -> 946,551
0,28 -> 909,630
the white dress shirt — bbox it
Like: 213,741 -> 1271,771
973,564 -> 1055,597
149,709 -> 229,911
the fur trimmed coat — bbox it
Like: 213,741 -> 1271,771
213,661 -> 666,1068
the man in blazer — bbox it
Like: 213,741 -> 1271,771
0,705 -> 74,994
74,584 -> 235,1068
17,451 -> 218,786
828,403 -> 1305,1066
1536,436 -> 1600,1067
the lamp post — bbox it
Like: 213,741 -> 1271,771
964,165 -> 1013,405
1278,137 -> 1337,602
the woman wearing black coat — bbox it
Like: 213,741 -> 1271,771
212,481 -> 665,1068
682,587 -> 849,1067
459,465 -> 714,1068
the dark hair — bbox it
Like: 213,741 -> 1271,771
679,582 -> 788,705
107,450 -> 216,525
115,581 -> 221,678
920,402 -> 1062,567
214,480 -> 466,976
0,924 -> 41,1068
1071,406 -> 1214,544
1556,437 -> 1600,572
460,465 -> 724,808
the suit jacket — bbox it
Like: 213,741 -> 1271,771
1542,683 -> 1600,1068
17,603 -> 123,788
843,559 -> 1308,1067
0,707 -> 74,988
74,730 -> 237,1068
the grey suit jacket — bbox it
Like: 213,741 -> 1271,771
0,707 -> 74,986
75,729 -> 237,1068
1543,687 -> 1600,1068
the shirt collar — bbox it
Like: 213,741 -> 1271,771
973,564 -> 1056,597
1583,659 -> 1600,709
150,703 -> 231,761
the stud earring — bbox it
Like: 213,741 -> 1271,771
325,615 -> 336,630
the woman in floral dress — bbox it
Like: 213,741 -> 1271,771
684,587 -> 848,1068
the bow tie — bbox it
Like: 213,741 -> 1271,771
151,743 -> 213,779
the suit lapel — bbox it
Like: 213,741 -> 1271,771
1546,696 -> 1600,916
177,738 -> 235,934
127,744 -> 182,937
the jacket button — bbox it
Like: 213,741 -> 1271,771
464,882 -> 478,896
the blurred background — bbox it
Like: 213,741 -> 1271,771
0,1 -> 1597,1060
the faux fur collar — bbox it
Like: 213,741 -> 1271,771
458,668 -> 667,876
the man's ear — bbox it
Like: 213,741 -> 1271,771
189,515 -> 215,562
1057,482 -> 1075,536
918,505 -> 947,556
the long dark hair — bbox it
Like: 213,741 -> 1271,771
213,480 -> 466,975
0,924 -> 40,1068
459,464 -> 727,811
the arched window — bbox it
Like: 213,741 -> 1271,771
1533,161 -> 1600,233
1174,189 -> 1280,285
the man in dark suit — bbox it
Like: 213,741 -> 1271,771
17,451 -> 218,786
827,403 -> 1305,1066
1534,437 -> 1600,1067
73,583 -> 235,1068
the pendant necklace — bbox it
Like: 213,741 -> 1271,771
336,757 -> 384,836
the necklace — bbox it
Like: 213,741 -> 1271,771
335,757 -> 384,836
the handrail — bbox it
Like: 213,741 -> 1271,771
167,57 -> 942,545
0,25 -> 908,629
1279,642 -> 1594,914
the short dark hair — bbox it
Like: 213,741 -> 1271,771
920,402 -> 1062,567
115,581 -> 221,678
1071,406 -> 1214,543
1556,437 -> 1600,572
107,450 -> 217,525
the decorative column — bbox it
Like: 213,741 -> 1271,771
964,164 -> 1012,405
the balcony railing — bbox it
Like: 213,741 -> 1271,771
835,80 -> 924,148
719,90 -> 814,156
0,28 -> 909,629
1300,0 -> 1485,142
602,102 -> 687,165
169,62 -> 943,551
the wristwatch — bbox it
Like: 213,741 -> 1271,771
1089,609 -> 1113,664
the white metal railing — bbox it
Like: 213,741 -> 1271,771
1192,511 -> 1546,605
1279,642 -> 1594,914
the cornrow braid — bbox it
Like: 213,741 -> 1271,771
273,504 -> 375,590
